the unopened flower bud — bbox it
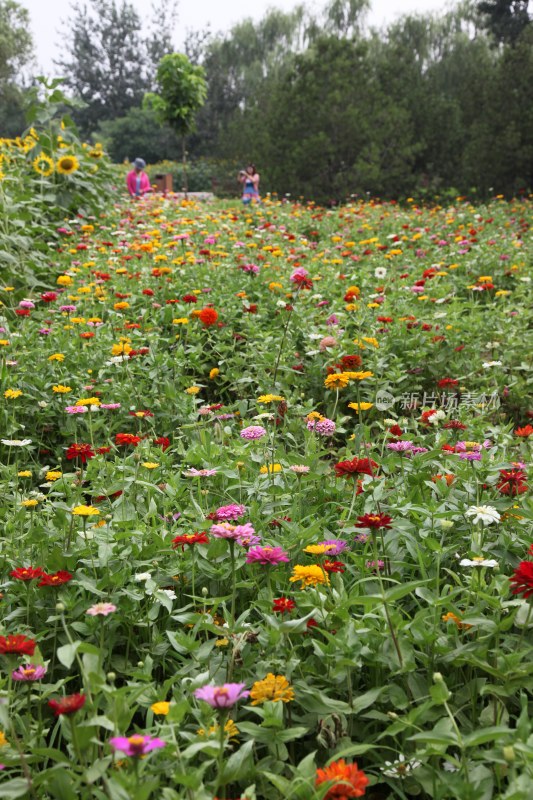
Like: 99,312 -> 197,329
137,661 -> 144,668
503,746 -> 515,763
107,672 -> 116,683
201,587 -> 209,597
433,672 -> 444,683
55,602 -> 65,612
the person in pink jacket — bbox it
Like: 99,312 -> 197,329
126,158 -> 152,198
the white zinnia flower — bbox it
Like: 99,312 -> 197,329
482,360 -> 502,368
134,572 -> 152,582
374,267 -> 387,279
459,556 -> 498,568
381,754 -> 422,777
1,438 -> 32,447
465,505 -> 500,525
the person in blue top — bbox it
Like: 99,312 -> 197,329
238,163 -> 260,204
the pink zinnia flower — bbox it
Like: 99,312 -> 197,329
211,522 -> 255,540
387,441 -> 414,452
194,683 -> 249,708
183,468 -> 218,477
12,664 -> 47,681
245,545 -> 289,565
110,734 -> 166,757
314,418 -> 336,436
214,503 -> 246,521
86,602 -> 117,617
290,465 -> 310,474
240,426 -> 267,440
65,406 -> 88,414
100,403 -> 121,410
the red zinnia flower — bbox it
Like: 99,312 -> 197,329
172,532 -> 209,549
497,469 -> 528,496
41,292 -> 58,302
323,560 -> 345,573
355,513 -> 393,530
182,294 -> 197,303
510,561 -> 533,599
198,308 -> 219,327
96,446 -> 112,454
388,424 -> 403,437
272,597 -> 296,613
115,433 -> 142,447
48,693 -> 86,716
334,458 -> 378,478
9,567 -> 45,582
437,378 -> 458,389
339,355 -> 362,369
66,442 -> 95,463
443,420 -> 467,430
128,410 -> 153,418
0,634 -> 36,656
315,758 -> 369,798
15,308 -> 30,316
38,571 -> 73,587
154,436 -> 170,451
515,425 -> 533,438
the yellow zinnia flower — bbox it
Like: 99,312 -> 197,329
259,463 -> 282,474
257,394 -> 284,403
72,505 -> 100,516
48,353 -> 65,361
303,544 -> 335,555
46,471 -> 62,481
76,397 -> 101,407
209,368 -> 220,379
150,701 -> 170,715
142,462 -> 159,469
21,499 -> 39,507
18,470 -> 32,478
185,386 -> 200,395
52,385 -> 72,393
4,388 -> 22,399
250,674 -> 295,705
289,564 -> 329,588
324,373 -> 350,390
343,371 -> 373,381
348,402 -> 374,413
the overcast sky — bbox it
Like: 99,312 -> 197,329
22,0 -> 453,74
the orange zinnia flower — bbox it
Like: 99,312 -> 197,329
198,308 -> 219,327
315,759 -> 369,798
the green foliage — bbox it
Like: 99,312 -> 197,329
0,77 -> 116,285
477,0 -> 532,44
97,107 -> 182,164
146,53 -> 207,139
0,0 -> 34,137
56,0 -> 177,137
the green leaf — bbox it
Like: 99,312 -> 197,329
56,641 -> 80,668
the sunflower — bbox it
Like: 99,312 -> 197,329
32,154 -> 54,177
56,155 -> 79,175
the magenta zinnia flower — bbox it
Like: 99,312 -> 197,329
194,683 -> 249,708
240,425 -> 267,440
211,522 -> 255,540
214,503 -> 246,521
12,664 -> 47,681
245,545 -> 289,565
110,734 -> 166,757
318,539 -> 348,555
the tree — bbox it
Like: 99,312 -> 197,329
0,0 -> 34,136
55,0 -> 177,137
144,53 -> 207,192
96,107 -> 181,163
477,0 -> 531,44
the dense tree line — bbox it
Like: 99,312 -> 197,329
1,0 -> 531,201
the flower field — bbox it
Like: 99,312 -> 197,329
0,187 -> 532,800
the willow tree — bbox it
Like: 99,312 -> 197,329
145,53 -> 207,193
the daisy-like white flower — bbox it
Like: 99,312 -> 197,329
381,754 -> 422,778
482,360 -> 502,368
465,505 -> 500,525
1,438 -> 32,447
459,556 -> 498,568
134,572 -> 152,582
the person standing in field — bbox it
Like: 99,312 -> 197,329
127,158 -> 152,198
238,163 -> 260,204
